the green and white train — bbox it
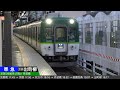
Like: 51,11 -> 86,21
13,16 -> 79,62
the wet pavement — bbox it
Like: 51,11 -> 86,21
13,36 -> 56,75
12,37 -> 23,66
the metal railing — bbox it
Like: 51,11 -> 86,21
77,59 -> 118,76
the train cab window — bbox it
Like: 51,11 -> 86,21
45,27 -> 53,42
55,27 -> 67,42
69,28 -> 76,42
69,31 -> 75,39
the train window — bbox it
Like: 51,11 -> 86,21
55,27 -> 67,42
69,27 -> 76,42
45,27 -> 53,42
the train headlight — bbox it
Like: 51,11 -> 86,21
46,18 -> 52,24
69,19 -> 74,24
58,44 -> 64,49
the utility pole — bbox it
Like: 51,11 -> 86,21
2,11 -> 12,66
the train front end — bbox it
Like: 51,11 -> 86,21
40,17 -> 79,62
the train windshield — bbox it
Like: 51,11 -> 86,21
69,28 -> 76,42
55,27 -> 67,42
46,27 -> 53,42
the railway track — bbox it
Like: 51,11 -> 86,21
52,66 -> 92,76
52,67 -> 78,76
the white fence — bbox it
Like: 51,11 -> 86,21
77,50 -> 119,76
76,11 -> 120,76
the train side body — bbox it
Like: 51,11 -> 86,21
13,17 -> 79,62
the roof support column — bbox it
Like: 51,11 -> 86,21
2,11 -> 12,66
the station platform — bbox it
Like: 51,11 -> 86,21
12,36 -> 56,75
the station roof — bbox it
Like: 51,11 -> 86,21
83,11 -> 112,17
11,11 -> 23,22
0,11 -> 23,22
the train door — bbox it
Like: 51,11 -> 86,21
27,27 -> 29,43
31,27 -> 33,45
23,28 -> 25,40
37,26 -> 40,51
54,26 -> 68,55
28,27 -> 30,43
36,26 -> 39,48
24,28 -> 26,41
35,27 -> 37,47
